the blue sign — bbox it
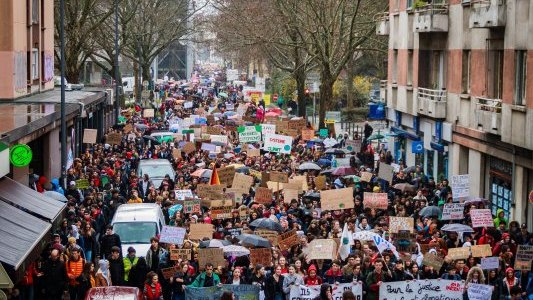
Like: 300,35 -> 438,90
412,141 -> 424,154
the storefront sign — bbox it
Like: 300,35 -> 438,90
9,144 -> 33,167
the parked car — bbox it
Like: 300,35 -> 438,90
54,76 -> 84,91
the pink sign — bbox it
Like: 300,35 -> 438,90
471,209 -> 494,228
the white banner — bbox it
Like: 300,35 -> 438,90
261,124 -> 276,139
263,134 -> 293,154
451,174 -> 470,199
441,203 -> 465,220
210,135 -> 228,145
467,283 -> 493,300
379,279 -> 464,300
290,283 -> 363,300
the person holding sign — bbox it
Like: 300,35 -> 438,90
188,263 -> 221,288
365,259 -> 391,300
282,265 -> 304,299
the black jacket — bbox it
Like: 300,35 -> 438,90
42,258 -> 67,295
100,233 -> 121,258
264,274 -> 284,300
108,257 -> 125,286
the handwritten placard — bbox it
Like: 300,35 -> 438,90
218,166 -> 235,187
278,230 -> 299,251
471,244 -> 492,258
422,254 -> 444,272
184,199 -> 201,214
290,176 -> 308,191
107,132 -> 122,145
378,162 -> 394,183
360,172 -> 373,182
255,229 -> 278,246
471,209 -> 494,228
515,245 -> 533,270
254,187 -> 273,204
314,176 -> 327,190
231,173 -> 254,195
363,192 -> 388,210
198,248 -> 226,269
250,248 -> 272,267
159,226 -> 186,246
196,184 -> 225,199
170,249 -> 192,261
380,280 -> 464,300
451,174 -> 470,199
269,171 -> 288,183
210,206 -> 233,220
182,142 -> 196,154
188,223 -> 214,240
441,203 -> 465,220
143,109 -> 155,118
161,266 -> 177,279
389,216 -> 414,233
481,257 -> 500,270
247,148 -> 260,157
447,247 -> 471,260
83,129 -> 98,144
320,188 -> 354,211
283,189 -> 299,204
306,239 -> 337,260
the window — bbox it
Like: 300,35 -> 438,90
514,50 -> 527,105
32,0 -> 38,24
31,49 -> 39,80
408,50 -> 413,86
392,50 -> 398,84
461,50 -> 471,94
407,0 -> 414,9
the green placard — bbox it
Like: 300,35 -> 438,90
9,144 -> 33,167
319,128 -> 329,137
75,179 -> 90,189
182,129 -> 194,134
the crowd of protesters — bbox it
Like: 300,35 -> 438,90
9,78 -> 533,300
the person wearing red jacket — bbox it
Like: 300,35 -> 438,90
478,228 -> 495,247
304,265 -> 323,286
144,271 -> 162,300
492,233 -> 517,257
323,260 -> 343,284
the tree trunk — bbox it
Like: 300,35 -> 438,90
345,55 -> 355,109
319,74 -> 334,129
295,69 -> 306,117
133,62 -> 139,102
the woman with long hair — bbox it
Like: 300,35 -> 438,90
465,266 -> 485,287
143,271 -> 162,300
229,267 -> 246,285
81,223 -> 96,262
315,283 -> 333,300
499,268 -> 521,299
77,262 -> 95,299
264,265 -> 285,300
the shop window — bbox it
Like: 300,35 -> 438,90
490,178 -> 511,220
514,50 -> 527,105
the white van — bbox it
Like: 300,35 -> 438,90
137,159 -> 175,188
111,203 -> 165,257
122,77 -> 135,95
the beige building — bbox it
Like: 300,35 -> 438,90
379,0 -> 533,225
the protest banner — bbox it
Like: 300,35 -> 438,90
471,209 -> 494,228
378,162 -> 394,183
422,254 -> 444,271
170,249 -> 192,261
451,174 -> 470,199
314,175 -> 327,190
360,172 -> 373,182
182,142 -> 196,154
198,248 -> 226,269
188,223 -> 214,240
320,188 -> 354,211
269,171 -> 288,183
206,126 -> 223,135
161,266 -> 177,280
202,199 -> 233,209
196,184 -> 224,199
283,189 -> 299,204
183,199 -> 200,214
217,166 -> 235,187
301,129 -> 315,141
379,280 -> 464,300
210,206 -> 233,220
363,192 -> 388,210
247,148 -> 260,157
159,226 -> 186,246
345,139 -> 362,153
289,283 -> 363,300
447,247 -> 471,260
467,283 -> 494,300
232,173 -> 254,195
278,230 -> 299,251
185,285 -> 260,300
288,118 -> 306,131
471,244 -> 492,258
106,132 -> 122,145
83,129 -> 98,144
263,134 -> 293,154
254,187 -> 273,204
515,245 -> 533,270
75,179 -> 90,189
441,203 -> 465,220
175,189 -> 194,201
306,239 -> 337,260
250,248 -> 272,267
291,175 -> 309,191
260,124 -> 276,138
389,216 -> 414,233
238,125 -> 262,143
201,143 -> 216,152
255,229 -> 278,246
481,257 -> 500,270
281,182 -> 301,191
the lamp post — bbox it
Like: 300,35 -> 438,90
60,0 -> 66,188
114,0 -> 120,123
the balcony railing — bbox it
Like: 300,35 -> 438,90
469,0 -> 506,28
475,97 -> 502,135
375,13 -> 390,35
417,88 -> 447,119
413,1 -> 449,32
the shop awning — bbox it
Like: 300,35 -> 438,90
0,200 -> 51,269
391,127 -> 420,141
0,177 -> 66,222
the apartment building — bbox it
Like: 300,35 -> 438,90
378,0 -> 533,225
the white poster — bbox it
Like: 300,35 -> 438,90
441,203 -> 465,220
467,283 -> 494,300
210,135 -> 228,145
290,283 -> 363,300
379,279 -> 464,300
238,126 -> 262,143
261,124 -> 276,139
175,189 -> 194,201
263,134 -> 293,154
451,174 -> 470,199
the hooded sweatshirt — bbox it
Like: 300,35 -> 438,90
493,209 -> 508,229
304,265 -> 322,286
96,259 -> 112,286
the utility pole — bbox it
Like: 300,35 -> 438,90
114,0 -> 120,123
60,0 -> 67,188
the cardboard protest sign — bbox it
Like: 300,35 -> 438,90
143,109 -> 155,118
281,182 -> 301,191
301,129 -> 315,141
389,216 -> 414,233
345,139 -> 362,153
422,254 -> 444,272
471,244 -> 492,258
254,187 -> 273,204
269,171 -> 288,183
196,184 -> 224,199
283,189 -> 299,204
170,249 -> 192,261
360,172 -> 373,182
515,245 -> 533,270
232,173 -> 254,195
314,176 -> 327,190
83,129 -> 98,144
471,209 -> 494,228
218,166 -> 235,187
380,280 -> 464,300
290,283 -> 362,300
451,174 -> 470,199
172,148 -> 182,160
481,257 -> 500,270
447,247 -> 471,260
182,142 -> 196,154
250,248 -> 272,267
198,248 -> 226,269
123,123 -> 133,133
275,120 -> 289,133
291,176 -> 308,191
161,266 -> 177,279
320,188 -> 354,211
206,127 -> 223,135
159,226 -> 186,246
210,206 -> 233,219
288,119 -> 306,132
378,162 -> 394,183
188,223 -> 214,240
255,229 -> 278,246
107,132 -> 122,145
306,239 -> 337,260
184,199 -> 201,214
247,148 -> 260,157
363,192 -> 388,210
441,203 -> 465,220
278,230 -> 299,251
467,283 -> 494,300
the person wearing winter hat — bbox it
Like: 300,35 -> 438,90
96,259 -> 112,287
304,265 -> 322,286
500,267 -> 521,298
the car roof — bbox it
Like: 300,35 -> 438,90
112,204 -> 162,223
138,159 -> 173,166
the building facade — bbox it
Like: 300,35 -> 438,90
379,0 -> 533,225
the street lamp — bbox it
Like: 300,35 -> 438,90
60,0 -> 66,188
114,0 -> 120,123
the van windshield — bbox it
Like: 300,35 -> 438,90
139,164 -> 174,178
113,222 -> 157,244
